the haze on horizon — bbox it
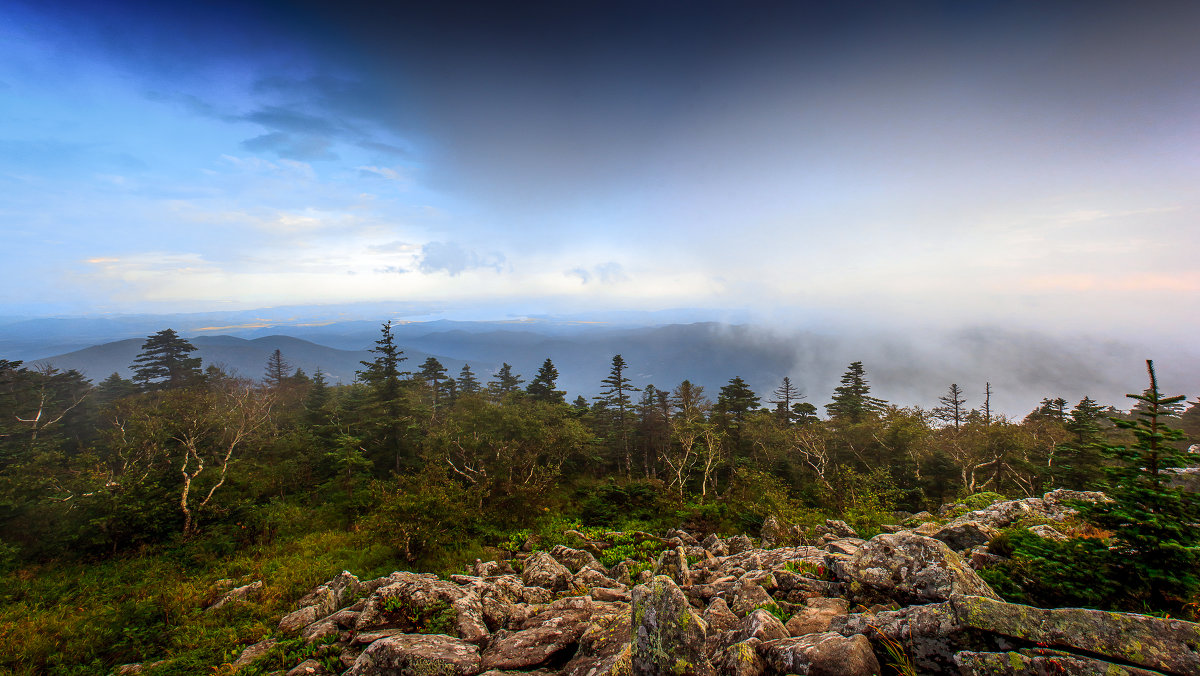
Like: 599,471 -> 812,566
2,0 -> 1198,340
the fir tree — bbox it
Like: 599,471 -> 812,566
488,363 -> 523,397
1081,360 -> 1199,612
769,376 -> 802,424
263,349 -> 292,388
526,358 -> 565,403
131,329 -> 202,390
825,361 -> 886,423
417,357 -> 450,409
456,363 -> 481,395
595,355 -> 639,477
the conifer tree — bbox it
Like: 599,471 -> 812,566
131,329 -> 202,390
1082,360 -> 1198,611
488,363 -> 523,397
769,377 -> 802,424
263,349 -> 292,388
356,321 -> 409,472
932,383 -> 967,430
456,363 -> 481,395
825,361 -> 886,423
595,355 -> 638,477
417,357 -> 450,409
526,358 -> 565,403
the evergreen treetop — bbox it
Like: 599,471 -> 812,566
131,329 -> 202,390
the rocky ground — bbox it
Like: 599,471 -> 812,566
124,489 -> 1200,676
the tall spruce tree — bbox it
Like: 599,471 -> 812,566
595,355 -> 639,477
825,361 -> 886,423
1081,360 -> 1199,611
263,349 -> 292,388
131,329 -> 202,390
488,363 -> 523,398
356,321 -> 408,472
417,357 -> 450,409
456,363 -> 481,395
526,358 -> 565,403
769,377 -> 802,424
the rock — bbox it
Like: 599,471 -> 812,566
784,597 -> 848,636
726,534 -> 754,555
299,616 -> 339,644
824,539 -> 863,556
824,520 -> 858,538
209,580 -> 263,612
653,546 -> 691,586
953,594 -> 1200,676
1041,488 -> 1108,508
838,532 -> 1000,604
1027,524 -> 1068,541
760,516 -> 784,549
701,598 -> 740,635
521,551 -> 573,592
834,600 -> 980,674
701,534 -> 729,557
714,638 -> 765,676
279,606 -> 321,636
480,603 -> 595,670
666,529 -> 699,546
729,578 -> 775,618
928,521 -> 998,552
549,545 -> 600,573
590,587 -> 631,603
759,632 -> 879,676
344,634 -> 482,676
732,608 -> 787,643
562,611 -> 633,676
954,649 -> 1165,675
232,638 -> 277,671
631,575 -> 711,675
285,659 -> 332,676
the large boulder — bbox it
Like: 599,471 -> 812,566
653,546 -> 691,586
759,632 -> 879,676
784,597 -> 848,636
549,545 -> 600,574
521,551 -> 573,592
562,610 -> 633,676
631,575 -> 711,675
953,595 -> 1200,676
954,649 -> 1165,675
833,601 -> 985,674
731,609 -> 787,644
208,580 -> 263,612
838,532 -> 999,604
344,634 -> 482,676
480,599 -> 596,670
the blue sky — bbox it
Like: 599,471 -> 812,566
2,0 -> 1198,337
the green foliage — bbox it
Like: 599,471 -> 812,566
233,635 -> 340,676
1078,361 -> 1199,613
783,559 -> 830,580
979,529 -> 1118,608
380,596 -> 458,636
756,601 -> 793,623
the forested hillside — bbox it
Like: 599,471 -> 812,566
1,324 -> 1197,673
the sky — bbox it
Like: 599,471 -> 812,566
2,0 -> 1199,337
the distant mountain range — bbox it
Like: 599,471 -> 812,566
12,313 -> 1197,417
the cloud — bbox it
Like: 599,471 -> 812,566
567,262 -> 628,285
368,240 -> 419,254
357,165 -> 407,183
418,241 -> 505,276
374,265 -> 408,274
241,132 -> 337,161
